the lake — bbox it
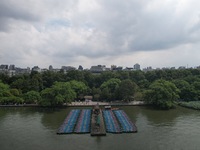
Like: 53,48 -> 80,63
0,106 -> 200,150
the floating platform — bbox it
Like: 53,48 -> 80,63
103,110 -> 121,133
57,109 -> 81,134
75,109 -> 91,133
114,110 -> 137,133
57,107 -> 137,135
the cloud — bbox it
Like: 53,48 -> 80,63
0,0 -> 40,31
0,0 -> 200,69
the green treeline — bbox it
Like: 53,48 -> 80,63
1,69 -> 200,108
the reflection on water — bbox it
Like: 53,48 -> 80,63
0,106 -> 200,150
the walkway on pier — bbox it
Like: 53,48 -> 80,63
75,109 -> 91,133
114,110 -> 137,133
91,109 -> 106,136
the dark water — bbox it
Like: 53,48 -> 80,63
0,106 -> 200,150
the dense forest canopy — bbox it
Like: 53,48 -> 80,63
0,69 -> 200,108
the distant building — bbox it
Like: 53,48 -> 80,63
9,65 -> 15,70
32,66 -> 41,72
8,70 -> 16,77
114,66 -> 123,71
49,65 -> 53,71
90,65 -> 106,73
48,65 -> 61,72
41,68 -> 48,72
134,63 -> 140,70
78,65 -> 83,71
0,64 -> 9,75
178,66 -> 186,70
111,65 -> 123,71
124,67 -> 133,71
143,66 -> 153,72
0,64 -> 8,70
105,67 -> 111,71
111,65 -> 117,70
15,67 -> 31,75
162,67 -> 170,70
61,66 -> 76,73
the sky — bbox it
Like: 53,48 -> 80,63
0,0 -> 200,69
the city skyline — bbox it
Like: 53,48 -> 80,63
0,62 -> 197,71
0,0 -> 200,69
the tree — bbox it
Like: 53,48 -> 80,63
42,71 -> 62,89
129,71 -> 145,84
144,79 -> 180,109
69,80 -> 88,99
67,70 -> 84,81
192,81 -> 200,100
28,73 -> 43,92
23,91 -> 41,104
100,78 -> 121,101
10,78 -> 29,93
39,82 -> 76,106
100,87 -> 111,101
100,78 -> 121,92
0,81 -> 24,104
117,79 -> 138,101
173,79 -> 197,101
91,87 -> 101,101
0,81 -> 10,97
10,88 -> 21,98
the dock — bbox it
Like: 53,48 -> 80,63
57,106 -> 137,135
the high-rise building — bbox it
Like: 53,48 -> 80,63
9,65 -> 15,70
49,65 -> 53,71
134,63 -> 140,70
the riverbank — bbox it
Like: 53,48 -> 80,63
67,101 -> 145,107
0,104 -> 39,107
178,101 -> 200,110
0,101 -> 145,107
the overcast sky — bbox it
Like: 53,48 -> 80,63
0,0 -> 200,69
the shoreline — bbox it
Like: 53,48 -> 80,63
0,101 -> 145,107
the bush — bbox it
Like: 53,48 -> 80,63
179,101 -> 200,110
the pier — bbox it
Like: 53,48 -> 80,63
57,106 -> 137,135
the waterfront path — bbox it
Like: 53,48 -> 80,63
67,101 -> 145,107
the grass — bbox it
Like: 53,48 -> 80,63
178,101 -> 200,110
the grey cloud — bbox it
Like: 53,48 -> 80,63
0,0 -> 39,31
1,0 -> 200,68
82,0 -> 200,53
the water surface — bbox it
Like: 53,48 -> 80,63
0,106 -> 199,150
